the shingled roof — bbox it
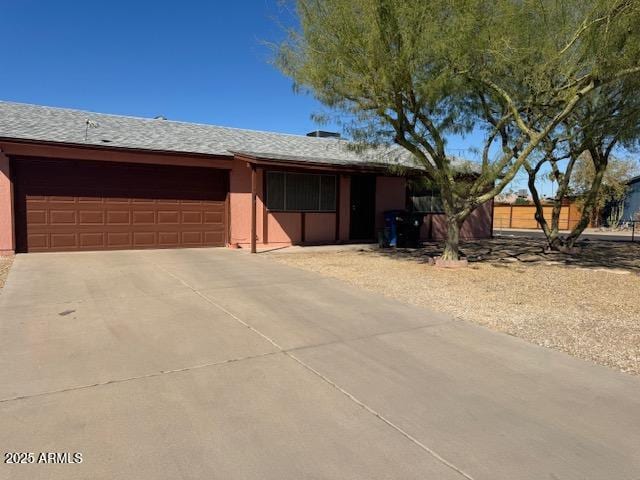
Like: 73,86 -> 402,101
0,101 -> 478,172
0,101 -> 407,166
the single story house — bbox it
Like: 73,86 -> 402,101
0,101 -> 492,255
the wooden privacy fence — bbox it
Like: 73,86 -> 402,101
493,203 -> 587,230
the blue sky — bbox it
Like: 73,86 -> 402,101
1,0 -> 534,192
0,1 -> 324,132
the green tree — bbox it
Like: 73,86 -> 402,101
572,153 -> 640,226
525,78 -> 640,250
276,0 -> 640,260
514,197 -> 531,206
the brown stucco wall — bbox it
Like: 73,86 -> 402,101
305,213 -> 337,243
375,176 -> 407,230
421,200 -> 493,240
229,160 -> 409,248
230,158 -> 353,247
229,159 -> 259,245
0,151 -> 14,255
2,144 -> 494,253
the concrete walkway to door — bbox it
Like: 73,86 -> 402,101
0,248 -> 639,480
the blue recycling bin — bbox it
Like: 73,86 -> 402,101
383,210 -> 405,247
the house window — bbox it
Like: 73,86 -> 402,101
266,172 -> 337,212
410,194 -> 443,213
408,177 -> 443,213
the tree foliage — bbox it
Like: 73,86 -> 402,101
572,153 -> 640,223
276,0 -> 640,260
525,75 -> 640,249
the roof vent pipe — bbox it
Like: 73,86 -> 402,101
306,130 -> 341,138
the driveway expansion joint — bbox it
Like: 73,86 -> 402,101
0,351 -> 280,404
284,320 -> 454,354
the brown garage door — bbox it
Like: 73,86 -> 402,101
13,157 -> 228,252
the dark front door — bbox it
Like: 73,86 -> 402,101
349,175 -> 376,240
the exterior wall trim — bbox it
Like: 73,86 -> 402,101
0,140 -> 233,170
233,152 -> 402,175
0,149 -> 15,255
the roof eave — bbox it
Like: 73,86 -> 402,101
231,151 -> 409,174
0,136 -> 234,160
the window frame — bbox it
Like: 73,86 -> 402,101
265,171 -> 338,213
409,193 -> 444,214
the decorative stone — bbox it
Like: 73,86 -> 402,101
559,246 -> 582,255
501,257 -> 519,263
518,254 -> 543,262
434,256 -> 468,268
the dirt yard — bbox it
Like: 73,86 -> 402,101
0,256 -> 13,289
269,238 -> 640,375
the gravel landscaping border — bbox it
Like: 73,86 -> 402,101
0,256 -> 14,289
269,239 -> 640,375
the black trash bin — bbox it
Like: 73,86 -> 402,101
396,211 -> 424,247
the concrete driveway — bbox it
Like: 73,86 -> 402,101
1,249 -> 639,480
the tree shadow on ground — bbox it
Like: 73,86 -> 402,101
372,237 -> 640,272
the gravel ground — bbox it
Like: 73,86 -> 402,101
270,243 -> 640,375
0,256 -> 13,289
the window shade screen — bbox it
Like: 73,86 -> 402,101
410,195 -> 443,213
266,172 -> 285,210
266,172 -> 336,212
287,173 -> 320,210
319,175 -> 337,211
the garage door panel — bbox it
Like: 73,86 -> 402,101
51,233 -> 78,249
182,231 -> 203,245
14,157 -> 228,252
204,211 -> 223,224
106,211 -> 131,225
27,234 -> 48,250
106,198 -> 131,204
132,211 -> 155,224
79,210 -> 105,225
27,210 -> 47,225
107,232 -> 132,248
204,231 -> 225,244
158,232 -> 180,246
158,211 -> 180,224
182,211 -> 203,224
48,195 -> 76,203
79,233 -> 105,248
133,232 -> 156,247
50,210 -> 77,225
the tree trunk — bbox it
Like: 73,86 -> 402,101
527,148 -> 583,252
528,147 -> 608,251
527,166 -> 556,250
527,163 -> 565,251
564,154 -> 607,248
441,218 -> 462,261
544,199 -> 569,251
